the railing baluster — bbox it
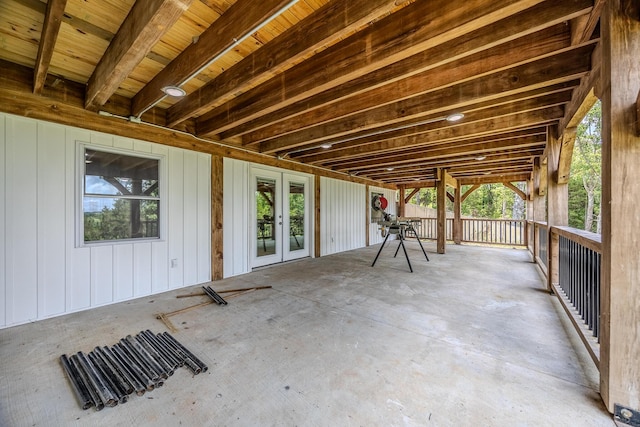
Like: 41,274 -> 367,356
550,225 -> 601,365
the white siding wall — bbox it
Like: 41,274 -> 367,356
0,113 -> 211,329
320,177 -> 366,256
369,186 -> 398,245
223,158 -> 250,278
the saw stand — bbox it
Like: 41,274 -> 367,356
371,221 -> 429,272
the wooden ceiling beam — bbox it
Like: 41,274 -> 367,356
457,173 -> 531,185
290,82 -> 575,161
259,44 -> 595,154
302,107 -> 562,165
33,0 -> 67,95
364,153 -> 539,180
241,24 -> 573,145
340,145 -> 545,176
328,135 -> 546,171
131,0 -> 296,118
558,43 -> 601,136
85,0 -> 194,110
313,128 -> 548,167
570,0 -> 604,45
165,0 -> 403,127
284,87 -> 573,163
223,0 -> 593,141
196,0 -> 546,136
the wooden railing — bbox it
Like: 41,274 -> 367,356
413,218 -> 525,246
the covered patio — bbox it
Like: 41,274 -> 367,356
0,243 -> 612,426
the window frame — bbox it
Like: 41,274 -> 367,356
76,142 -> 166,247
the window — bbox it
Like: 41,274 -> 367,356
81,146 -> 161,243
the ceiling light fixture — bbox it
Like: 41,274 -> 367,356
161,86 -> 186,97
475,155 -> 486,161
387,167 -> 395,171
446,112 -> 465,122
320,143 -> 332,149
138,0 -> 300,118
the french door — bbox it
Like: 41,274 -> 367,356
251,168 -> 310,268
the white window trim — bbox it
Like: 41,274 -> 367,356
76,142 -> 167,247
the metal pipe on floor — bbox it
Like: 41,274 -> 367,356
87,351 -> 128,404
60,354 -> 93,410
155,333 -> 201,375
202,286 -> 227,305
139,330 -> 181,369
118,340 -> 163,387
93,347 -> 133,396
112,343 -> 155,391
151,331 -> 190,369
98,346 -> 145,396
134,333 -> 175,376
124,335 -> 168,380
75,351 -> 117,407
70,354 -> 104,411
162,332 -> 208,373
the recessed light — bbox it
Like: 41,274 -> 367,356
446,112 -> 465,122
161,86 -> 186,97
475,155 -> 486,161
320,143 -> 332,149
386,167 -> 395,171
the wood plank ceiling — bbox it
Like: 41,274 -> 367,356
0,0 -> 601,187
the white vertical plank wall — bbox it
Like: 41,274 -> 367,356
368,186 -> 397,245
223,158 -> 250,278
320,177 -> 366,256
0,113 -> 211,329
0,114 -> 6,327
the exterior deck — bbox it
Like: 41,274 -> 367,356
0,243 -> 612,426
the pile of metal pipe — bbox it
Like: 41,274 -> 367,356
60,331 -> 208,411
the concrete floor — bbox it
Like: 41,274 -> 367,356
0,242 -> 614,426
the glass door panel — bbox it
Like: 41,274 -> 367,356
252,169 -> 282,268
283,174 -> 310,261
256,177 -> 277,257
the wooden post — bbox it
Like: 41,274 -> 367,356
436,169 -> 446,254
365,184 -> 370,247
211,155 -> 223,281
453,180 -> 462,244
398,185 -> 406,218
315,175 -> 321,257
532,157 -> 547,222
600,0 -> 640,414
546,126 -> 568,292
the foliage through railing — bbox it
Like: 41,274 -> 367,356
412,217 -> 525,246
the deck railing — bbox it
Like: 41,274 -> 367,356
548,226 -> 601,367
413,218 -> 525,246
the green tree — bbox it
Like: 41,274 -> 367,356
568,100 -> 601,232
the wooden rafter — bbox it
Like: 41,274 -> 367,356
132,0 -> 297,118
241,23 -> 573,146
220,0 -> 593,141
196,0 -> 550,137
33,0 -> 67,95
85,0 -> 194,110
259,44 -> 594,154
165,0 -> 403,126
